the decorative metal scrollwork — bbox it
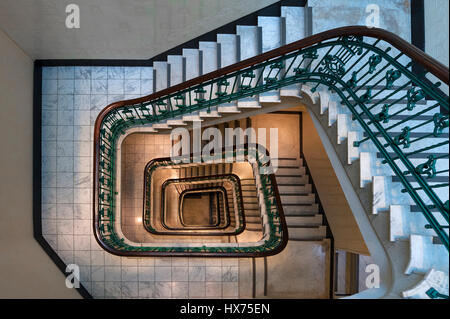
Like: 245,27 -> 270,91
415,155 -> 437,178
269,62 -> 284,70
174,94 -> 186,109
122,107 -> 136,121
394,126 -> 411,148
194,87 -> 207,103
368,54 -> 382,73
341,35 -> 364,55
359,88 -> 372,103
303,50 -> 318,60
385,69 -> 401,89
346,71 -> 358,89
406,87 -> 425,111
433,113 -> 449,137
374,104 -> 390,123
319,54 -> 346,77
294,67 -> 308,75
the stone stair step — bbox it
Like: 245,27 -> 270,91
218,105 -> 241,113
278,184 -> 312,194
276,175 -> 309,185
272,157 -> 303,168
182,48 -> 200,80
285,214 -> 323,226
390,205 -> 448,242
258,16 -> 282,103
276,167 -> 306,176
280,193 -> 315,205
283,204 -> 319,215
245,216 -> 262,225
405,235 -> 449,275
236,25 -> 261,107
153,61 -> 169,92
288,225 -> 327,240
167,55 -> 185,86
243,202 -> 259,210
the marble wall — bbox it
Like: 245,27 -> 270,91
309,0 -> 411,42
40,65 -> 243,299
425,0 -> 449,67
424,0 -> 449,94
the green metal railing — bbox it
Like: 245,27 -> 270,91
426,287 -> 449,299
94,27 -> 449,255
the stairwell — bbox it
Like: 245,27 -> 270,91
39,0 -> 449,299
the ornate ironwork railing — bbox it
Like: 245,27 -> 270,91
94,26 -> 449,255
94,144 -> 287,256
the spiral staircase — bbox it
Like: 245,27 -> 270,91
91,1 -> 449,298
32,1 -> 450,299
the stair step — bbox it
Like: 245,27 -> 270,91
245,216 -> 262,225
272,158 -> 303,168
405,235 -> 449,275
166,119 -> 186,126
167,55 -> 184,86
280,194 -> 315,205
236,25 -> 261,107
218,105 -> 241,113
237,102 -> 262,109
199,41 -> 218,74
182,114 -> 203,121
245,212 -> 261,218
153,61 -> 169,92
276,175 -> 309,185
242,190 -> 257,197
390,205 -> 448,242
240,179 -> 256,186
258,16 -> 282,103
283,204 -> 319,215
285,215 -> 323,227
152,123 -> 171,129
243,202 -> 259,209
199,110 -> 221,118
217,33 -> 238,68
281,6 -> 306,44
288,225 -> 327,240
276,167 -> 306,176
402,268 -> 450,299
182,48 -> 200,81
278,184 -> 312,194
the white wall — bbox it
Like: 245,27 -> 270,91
0,29 -> 80,298
0,0 -> 279,59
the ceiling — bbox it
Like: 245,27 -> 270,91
0,0 -> 278,60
